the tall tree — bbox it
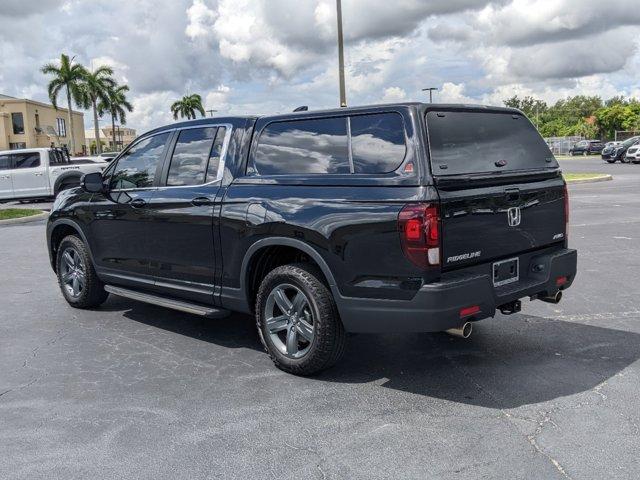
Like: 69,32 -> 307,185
78,66 -> 116,154
98,84 -> 133,151
41,54 -> 87,154
170,94 -> 206,120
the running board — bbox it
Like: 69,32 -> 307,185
104,285 -> 229,318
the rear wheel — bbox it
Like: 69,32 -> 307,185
56,235 -> 109,308
256,263 -> 346,375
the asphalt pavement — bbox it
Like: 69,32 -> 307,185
1,157 -> 639,479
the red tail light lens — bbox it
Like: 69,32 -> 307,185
563,184 -> 569,226
398,203 -> 440,269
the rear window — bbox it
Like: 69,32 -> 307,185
426,111 -> 557,176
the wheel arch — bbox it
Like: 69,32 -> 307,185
241,238 -> 339,313
47,219 -> 94,272
53,172 -> 83,195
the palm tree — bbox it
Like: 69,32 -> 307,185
41,54 -> 87,154
98,84 -> 133,152
78,66 -> 116,154
170,94 -> 206,120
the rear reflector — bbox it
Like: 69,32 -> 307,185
460,305 -> 481,318
556,276 -> 568,287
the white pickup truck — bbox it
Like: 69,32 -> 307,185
0,148 -> 107,201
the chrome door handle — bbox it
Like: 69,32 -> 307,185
34,172 -> 44,176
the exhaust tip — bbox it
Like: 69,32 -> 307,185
446,322 -> 473,339
540,291 -> 563,304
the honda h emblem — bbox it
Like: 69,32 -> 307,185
507,207 -> 521,227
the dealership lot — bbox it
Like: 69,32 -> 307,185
1,158 -> 639,479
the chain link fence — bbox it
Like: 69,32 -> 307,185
544,136 -> 584,155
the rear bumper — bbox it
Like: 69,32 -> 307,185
336,247 -> 577,333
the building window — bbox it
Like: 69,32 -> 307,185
11,112 -> 24,134
35,112 -> 41,131
56,117 -> 67,137
9,142 -> 27,150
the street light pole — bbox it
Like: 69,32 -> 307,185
206,109 -> 217,117
422,87 -> 438,103
336,0 -> 347,107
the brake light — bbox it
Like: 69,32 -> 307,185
563,184 -> 569,226
398,203 -> 440,268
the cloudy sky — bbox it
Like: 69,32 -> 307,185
1,0 -> 639,132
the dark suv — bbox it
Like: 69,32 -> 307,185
47,103 -> 577,375
569,140 -> 603,156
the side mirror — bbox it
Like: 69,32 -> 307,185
81,172 -> 105,193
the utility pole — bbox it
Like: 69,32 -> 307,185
206,109 -> 217,117
336,0 -> 347,107
422,87 -> 438,103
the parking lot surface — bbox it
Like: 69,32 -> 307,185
1,158 -> 639,479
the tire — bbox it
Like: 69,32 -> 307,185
56,235 -> 109,309
583,151 -> 588,156
255,263 -> 346,376
606,159 -> 615,164
569,151 -> 575,156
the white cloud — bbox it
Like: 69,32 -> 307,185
1,0 -> 640,134
382,87 -> 407,103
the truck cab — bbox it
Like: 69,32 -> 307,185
0,148 -> 106,201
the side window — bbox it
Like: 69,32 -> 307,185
350,113 -> 407,174
110,132 -> 170,189
0,154 -> 10,170
13,152 -> 41,169
206,127 -> 227,182
166,127 -> 218,186
252,117 -> 349,175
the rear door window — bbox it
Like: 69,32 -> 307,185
252,117 -> 350,175
426,111 -> 557,176
206,127 -> 227,182
166,127 -> 218,186
350,113 -> 406,174
13,152 -> 41,169
111,132 -> 170,189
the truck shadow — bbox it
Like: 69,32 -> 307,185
321,314 -> 640,408
102,296 -> 640,409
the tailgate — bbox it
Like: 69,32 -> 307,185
438,180 -> 566,269
424,108 -> 565,269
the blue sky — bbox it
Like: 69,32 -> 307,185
1,0 -> 639,132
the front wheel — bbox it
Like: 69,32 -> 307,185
256,263 -> 346,375
56,235 -> 109,308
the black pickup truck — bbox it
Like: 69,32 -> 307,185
47,103 -> 577,375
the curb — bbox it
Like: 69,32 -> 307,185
565,174 -> 613,185
0,211 -> 49,225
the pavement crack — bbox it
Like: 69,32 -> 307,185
526,410 -> 573,480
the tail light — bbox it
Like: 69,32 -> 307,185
563,184 -> 569,225
398,203 -> 440,269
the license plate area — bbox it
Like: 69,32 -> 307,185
493,257 -> 519,287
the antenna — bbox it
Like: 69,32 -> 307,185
293,106 -> 309,112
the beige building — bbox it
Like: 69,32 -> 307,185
0,94 -> 86,154
85,125 -> 137,153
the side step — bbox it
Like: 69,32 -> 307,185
104,285 -> 230,319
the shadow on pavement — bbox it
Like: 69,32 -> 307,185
320,314 -> 640,408
100,295 -> 263,352
98,295 -> 640,409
